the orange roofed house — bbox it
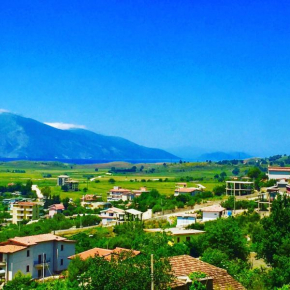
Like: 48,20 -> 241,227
68,247 -> 140,261
170,255 -> 245,290
0,234 -> 75,281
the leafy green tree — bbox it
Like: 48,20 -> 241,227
41,186 -> 51,198
80,253 -> 173,290
232,167 -> 240,176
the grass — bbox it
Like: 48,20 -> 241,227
0,160 -> 257,200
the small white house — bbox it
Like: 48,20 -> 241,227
201,205 -> 226,222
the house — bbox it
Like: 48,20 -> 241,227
57,175 -> 69,186
81,201 -> 112,210
169,255 -> 245,290
132,187 -> 149,197
64,179 -> 79,191
174,187 -> 201,197
276,179 -> 288,191
176,214 -> 197,227
0,233 -> 75,281
68,247 -> 140,261
107,187 -> 133,202
226,181 -> 254,196
48,204 -> 65,218
125,209 -> 143,221
201,205 -> 226,222
268,166 -> 290,180
144,228 -> 205,243
99,207 -> 125,224
81,194 -> 102,202
10,202 -> 40,224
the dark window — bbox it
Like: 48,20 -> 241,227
186,237 -> 190,242
61,245 -> 64,251
60,259 -> 63,266
27,250 -> 30,257
177,237 -> 180,243
26,265 -> 29,272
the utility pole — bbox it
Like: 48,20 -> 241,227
151,254 -> 154,290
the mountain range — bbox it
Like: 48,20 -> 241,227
0,113 -> 177,161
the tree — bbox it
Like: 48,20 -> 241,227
194,218 -> 249,260
232,167 -> 240,176
213,185 -> 226,196
247,167 -> 262,179
41,186 -> 51,198
80,253 -> 173,290
108,178 -> 115,184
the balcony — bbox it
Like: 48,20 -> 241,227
17,213 -> 24,217
0,261 -> 6,267
34,258 -> 51,268
25,208 -> 33,212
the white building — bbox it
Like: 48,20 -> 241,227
99,207 -> 125,224
201,205 -> 226,222
57,175 -> 69,186
176,214 -> 197,227
0,234 -> 75,281
268,167 -> 290,180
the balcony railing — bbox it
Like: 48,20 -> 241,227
34,258 -> 51,267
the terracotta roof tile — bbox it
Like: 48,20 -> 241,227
8,234 -> 68,246
68,247 -> 140,261
0,245 -> 27,253
169,255 -> 245,290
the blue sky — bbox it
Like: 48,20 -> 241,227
1,0 -> 290,157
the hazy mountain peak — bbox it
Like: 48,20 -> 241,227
0,113 -> 177,160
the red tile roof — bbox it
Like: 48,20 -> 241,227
0,245 -> 27,253
68,247 -> 140,261
175,187 -> 199,193
170,255 -> 245,290
6,234 -> 70,246
14,202 -> 36,206
49,204 -> 65,210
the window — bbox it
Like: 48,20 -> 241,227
61,245 -> 64,251
186,237 -> 190,242
177,237 -> 180,243
27,250 -> 30,257
60,259 -> 63,266
26,265 -> 30,272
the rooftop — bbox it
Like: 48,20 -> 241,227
125,209 -> 142,215
5,234 -> 70,246
144,228 -> 205,236
175,187 -> 199,193
201,205 -> 226,212
68,247 -> 140,261
268,166 -> 290,172
13,202 -> 36,206
170,255 -> 245,290
0,245 -> 27,254
49,204 -> 65,210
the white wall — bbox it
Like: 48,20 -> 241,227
203,212 -> 220,222
5,240 -> 75,280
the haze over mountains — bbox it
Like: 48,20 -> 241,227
0,113 -> 177,161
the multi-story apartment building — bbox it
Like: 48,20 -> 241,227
10,202 -> 40,224
0,234 -> 75,281
57,175 -> 69,186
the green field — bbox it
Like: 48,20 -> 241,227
0,160 -> 257,200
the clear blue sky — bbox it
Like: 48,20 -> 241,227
1,0 -> 290,157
